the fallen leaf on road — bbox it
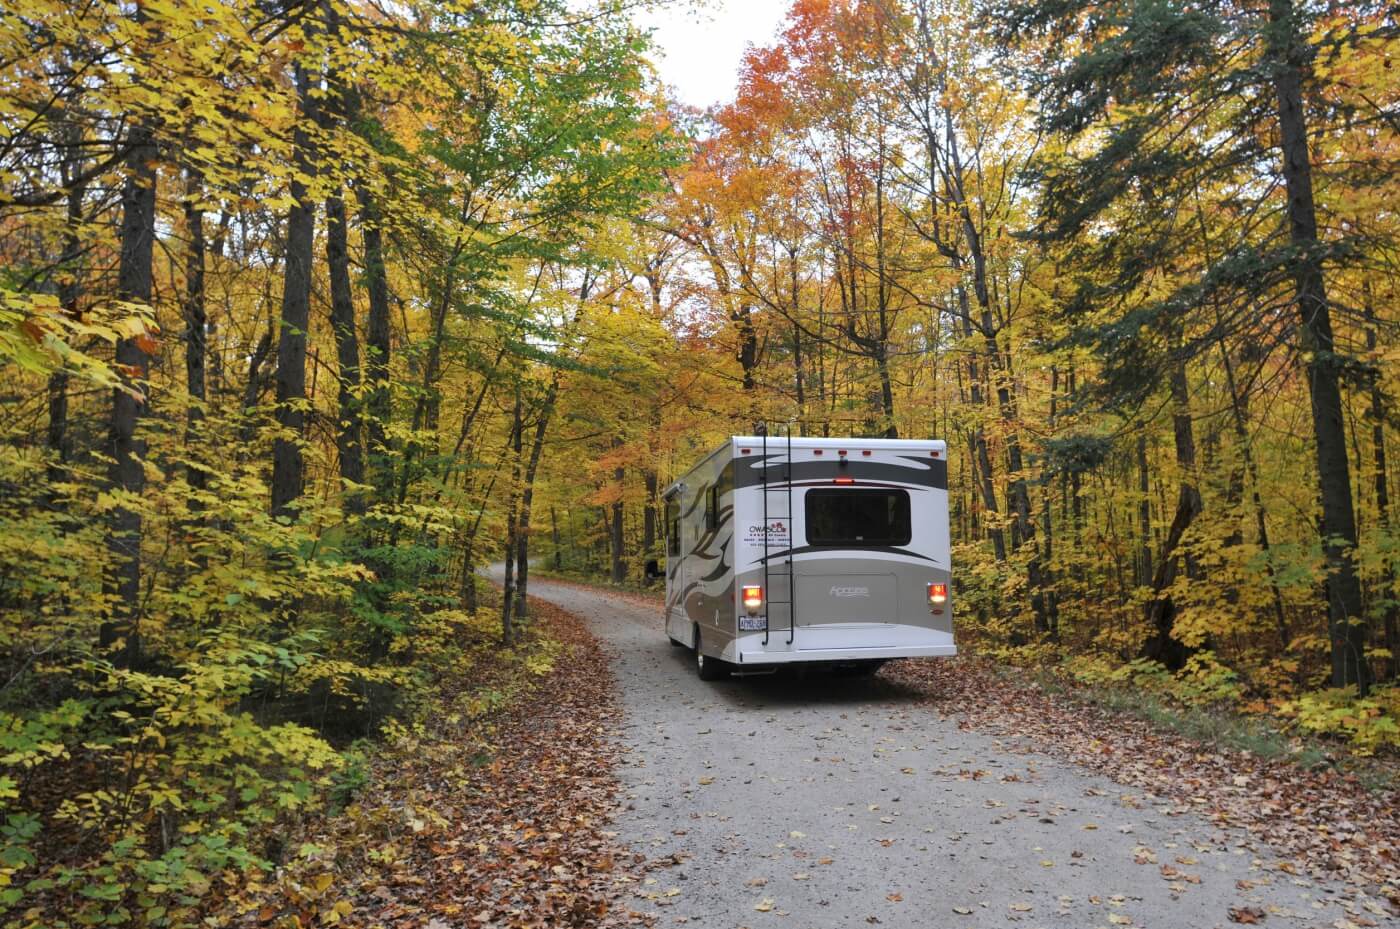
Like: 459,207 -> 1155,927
952,905 -> 972,915
1228,907 -> 1266,924
882,658 -> 1400,908
754,898 -> 774,912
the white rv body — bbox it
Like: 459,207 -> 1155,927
661,435 -> 955,675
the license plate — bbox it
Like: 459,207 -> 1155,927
738,616 -> 766,632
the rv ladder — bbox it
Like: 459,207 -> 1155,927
760,423 -> 797,646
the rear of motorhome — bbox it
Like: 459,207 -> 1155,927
657,433 -> 955,679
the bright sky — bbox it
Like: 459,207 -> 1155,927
636,0 -> 791,109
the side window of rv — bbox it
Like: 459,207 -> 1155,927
666,501 -> 680,556
703,466 -> 732,533
804,488 -> 912,547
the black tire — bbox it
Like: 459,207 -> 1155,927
695,628 -> 727,681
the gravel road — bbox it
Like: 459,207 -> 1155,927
522,578 -> 1375,929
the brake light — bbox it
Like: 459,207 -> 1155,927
833,476 -> 855,485
742,585 -> 763,612
927,582 -> 948,605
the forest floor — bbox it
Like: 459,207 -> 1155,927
228,597 -> 656,929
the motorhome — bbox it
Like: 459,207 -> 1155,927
652,432 -> 955,680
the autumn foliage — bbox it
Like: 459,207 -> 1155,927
0,0 -> 671,923
539,0 -> 1400,746
0,0 -> 1398,925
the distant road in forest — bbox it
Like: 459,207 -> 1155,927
520,577 -> 1364,929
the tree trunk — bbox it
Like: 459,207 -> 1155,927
357,188 -> 393,497
271,61 -> 319,519
1269,0 -> 1368,690
46,370 -> 70,486
551,505 -> 562,571
957,289 -> 1006,561
326,187 -> 365,513
611,438 -> 626,584
735,302 -> 757,392
643,468 -> 658,557
238,326 -> 274,446
1136,433 -> 1152,587
183,167 -> 208,491
1040,366 -> 1060,638
47,155 -> 86,487
1364,293 -> 1397,680
1142,358 -> 1202,669
876,340 -> 898,439
101,117 -> 157,667
514,377 -> 558,619
501,394 -> 523,644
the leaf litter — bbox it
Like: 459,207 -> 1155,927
230,598 -> 653,928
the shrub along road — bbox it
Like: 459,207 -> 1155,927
525,577 -> 1395,929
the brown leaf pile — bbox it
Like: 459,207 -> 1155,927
229,598 -> 651,929
886,657 -> 1400,913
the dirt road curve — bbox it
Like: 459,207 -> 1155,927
524,578 -> 1373,929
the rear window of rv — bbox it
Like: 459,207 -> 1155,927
804,489 -> 912,547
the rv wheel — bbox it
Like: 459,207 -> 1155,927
694,629 -> 727,681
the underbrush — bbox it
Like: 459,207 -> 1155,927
1,588 -> 557,929
1052,652 -> 1400,760
1027,662 -> 1329,767
215,597 -> 625,929
0,446 -> 556,929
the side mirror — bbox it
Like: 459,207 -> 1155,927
644,559 -> 662,580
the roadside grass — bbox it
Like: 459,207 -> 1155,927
1013,664 -> 1399,792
